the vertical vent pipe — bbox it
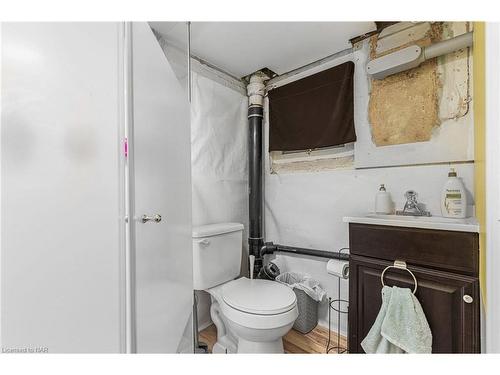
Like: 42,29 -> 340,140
247,73 -> 266,275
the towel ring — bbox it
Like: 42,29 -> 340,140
380,260 -> 418,294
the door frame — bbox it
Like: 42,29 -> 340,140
485,22 -> 500,354
120,21 -> 137,354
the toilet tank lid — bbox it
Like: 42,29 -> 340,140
192,222 -> 244,238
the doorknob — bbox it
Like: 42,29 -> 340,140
141,214 -> 162,223
463,295 -> 473,304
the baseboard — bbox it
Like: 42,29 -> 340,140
317,319 -> 348,338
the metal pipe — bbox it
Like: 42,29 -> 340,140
248,105 -> 264,272
260,242 -> 350,261
247,73 -> 266,274
248,105 -> 264,246
246,72 -> 350,273
367,31 -> 473,80
423,31 -> 473,60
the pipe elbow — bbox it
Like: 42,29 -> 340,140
260,242 -> 277,257
247,72 -> 268,106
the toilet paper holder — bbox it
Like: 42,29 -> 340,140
326,247 -> 349,354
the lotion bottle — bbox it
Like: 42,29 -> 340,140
375,184 -> 393,214
441,168 -> 467,218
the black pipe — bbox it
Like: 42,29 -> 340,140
260,242 -> 349,261
248,105 -> 264,273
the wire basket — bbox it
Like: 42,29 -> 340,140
292,288 -> 319,334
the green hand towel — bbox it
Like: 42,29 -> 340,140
361,286 -> 432,354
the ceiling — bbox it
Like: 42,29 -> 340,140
150,22 -> 376,78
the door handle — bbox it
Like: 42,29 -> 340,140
141,214 -> 162,223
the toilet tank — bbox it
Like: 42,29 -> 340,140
192,223 -> 244,290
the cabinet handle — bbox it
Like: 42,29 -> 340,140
463,295 -> 473,304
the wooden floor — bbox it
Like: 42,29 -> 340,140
199,324 -> 348,354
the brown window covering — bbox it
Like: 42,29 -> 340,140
268,61 -> 355,152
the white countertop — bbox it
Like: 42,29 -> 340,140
343,214 -> 480,233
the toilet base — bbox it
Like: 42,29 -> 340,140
206,279 -> 297,354
236,337 -> 284,354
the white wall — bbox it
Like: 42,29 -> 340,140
264,163 -> 474,334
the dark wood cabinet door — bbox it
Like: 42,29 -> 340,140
348,255 -> 480,353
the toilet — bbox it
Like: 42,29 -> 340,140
192,223 -> 298,353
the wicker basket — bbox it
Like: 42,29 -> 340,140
292,288 -> 319,334
276,272 -> 320,334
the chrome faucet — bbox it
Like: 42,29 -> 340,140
396,190 -> 431,217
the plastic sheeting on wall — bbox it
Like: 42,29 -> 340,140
190,71 -> 249,330
191,71 -> 248,231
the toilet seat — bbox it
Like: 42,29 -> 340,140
221,301 -> 298,330
222,277 -> 296,315
220,278 -> 298,330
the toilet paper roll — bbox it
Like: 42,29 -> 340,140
327,259 -> 349,279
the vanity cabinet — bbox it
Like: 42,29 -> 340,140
348,223 -> 480,353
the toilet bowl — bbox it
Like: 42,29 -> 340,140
192,223 -> 299,353
208,277 -> 298,353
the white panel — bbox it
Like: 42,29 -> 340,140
486,22 -> 500,354
131,22 -> 193,353
150,22 -> 376,77
1,23 -> 122,352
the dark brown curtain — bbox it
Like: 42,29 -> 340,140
268,61 -> 355,152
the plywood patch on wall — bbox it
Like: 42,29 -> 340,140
368,23 -> 443,146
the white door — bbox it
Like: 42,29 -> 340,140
130,22 -> 193,353
1,23 -> 123,353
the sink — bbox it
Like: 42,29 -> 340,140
344,213 -> 479,233
366,214 -> 468,223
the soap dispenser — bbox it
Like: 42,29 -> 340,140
441,168 -> 467,218
375,184 -> 393,214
